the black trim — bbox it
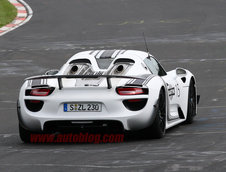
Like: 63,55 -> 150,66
168,87 -> 175,96
197,95 -> 200,104
113,58 -> 135,64
32,84 -> 49,88
69,59 -> 91,64
181,77 -> 186,83
58,78 -> 63,90
25,100 -> 44,112
26,75 -> 145,90
44,120 -> 124,133
178,107 -> 185,119
17,100 -> 25,128
123,99 -> 148,111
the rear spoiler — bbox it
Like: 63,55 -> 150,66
25,75 -> 145,89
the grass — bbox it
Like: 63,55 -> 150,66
0,0 -> 17,27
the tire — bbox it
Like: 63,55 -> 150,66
185,79 -> 196,124
19,123 -> 32,143
144,89 -> 166,139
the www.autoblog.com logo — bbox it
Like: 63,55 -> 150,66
30,133 -> 124,143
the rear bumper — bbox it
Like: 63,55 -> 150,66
18,100 -> 157,132
18,86 -> 160,132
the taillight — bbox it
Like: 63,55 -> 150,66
116,87 -> 148,95
31,88 -> 50,96
26,87 -> 54,96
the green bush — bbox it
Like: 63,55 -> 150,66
0,0 -> 17,27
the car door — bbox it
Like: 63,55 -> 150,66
162,74 -> 181,120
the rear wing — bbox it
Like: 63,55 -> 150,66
25,75 -> 145,89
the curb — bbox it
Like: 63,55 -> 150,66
0,0 -> 33,36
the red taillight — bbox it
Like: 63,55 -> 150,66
30,88 -> 51,96
26,87 -> 55,96
116,87 -> 148,95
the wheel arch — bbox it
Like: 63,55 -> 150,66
190,76 -> 196,87
184,75 -> 197,124
145,76 -> 168,127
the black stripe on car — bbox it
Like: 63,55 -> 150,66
113,58 -> 135,64
95,71 -> 104,75
89,50 -> 96,55
114,50 -> 123,58
94,50 -> 102,58
168,87 -> 175,96
126,74 -> 152,86
143,75 -> 155,85
120,50 -> 127,54
99,50 -> 116,59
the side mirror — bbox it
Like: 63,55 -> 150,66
45,69 -> 59,75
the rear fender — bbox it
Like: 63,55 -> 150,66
145,76 -> 167,126
174,68 -> 198,118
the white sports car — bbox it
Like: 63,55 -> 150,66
17,50 -> 199,142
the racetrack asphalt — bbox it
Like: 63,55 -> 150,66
0,0 -> 226,171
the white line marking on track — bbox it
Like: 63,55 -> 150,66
0,108 -> 16,110
168,131 -> 226,136
0,133 -> 18,137
198,105 -> 226,109
0,163 -> 159,168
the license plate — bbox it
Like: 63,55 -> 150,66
64,103 -> 102,112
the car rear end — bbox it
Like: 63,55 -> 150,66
18,77 -> 158,134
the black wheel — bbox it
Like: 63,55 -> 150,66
144,89 -> 166,139
19,124 -> 31,143
185,79 -> 196,124
17,100 -> 31,143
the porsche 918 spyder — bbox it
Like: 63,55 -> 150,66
17,50 -> 199,142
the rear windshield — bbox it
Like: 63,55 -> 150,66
96,58 -> 114,69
